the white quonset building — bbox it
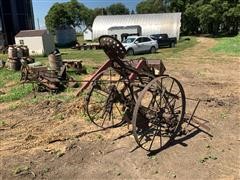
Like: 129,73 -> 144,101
92,13 -> 182,41
15,30 -> 55,56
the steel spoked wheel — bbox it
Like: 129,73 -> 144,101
132,76 -> 186,152
85,68 -> 128,129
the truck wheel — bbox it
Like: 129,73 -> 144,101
150,46 -> 156,54
127,49 -> 134,56
170,42 -> 176,48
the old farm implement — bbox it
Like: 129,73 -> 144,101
78,35 -> 189,152
20,61 -> 68,93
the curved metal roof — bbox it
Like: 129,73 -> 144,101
92,13 -> 181,40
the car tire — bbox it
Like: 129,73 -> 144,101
127,49 -> 134,56
150,46 -> 156,54
170,42 -> 176,48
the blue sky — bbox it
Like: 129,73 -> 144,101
32,0 -> 139,29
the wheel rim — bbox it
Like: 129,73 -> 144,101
85,68 -> 127,129
132,76 -> 186,152
128,49 -> 134,56
151,47 -> 156,53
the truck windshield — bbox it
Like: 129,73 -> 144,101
122,38 -> 136,43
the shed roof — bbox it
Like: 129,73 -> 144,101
15,30 -> 47,37
83,26 -> 92,32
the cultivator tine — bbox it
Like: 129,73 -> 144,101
82,35 -> 201,153
186,99 -> 201,128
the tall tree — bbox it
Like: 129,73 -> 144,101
66,0 -> 92,27
182,3 -> 200,34
170,0 -> 240,35
45,0 -> 90,32
106,3 -> 130,15
136,0 -> 168,14
223,3 -> 240,34
45,3 -> 73,32
88,8 -> 108,25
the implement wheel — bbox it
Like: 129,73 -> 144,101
84,68 -> 128,129
132,76 -> 186,152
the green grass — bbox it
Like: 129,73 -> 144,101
0,36 -> 197,104
60,48 -> 107,64
211,35 -> 240,56
0,69 -> 20,88
0,69 -> 32,103
27,92 -> 76,105
60,36 -> 197,65
1,36 -> 197,67
0,53 -> 7,62
0,84 -> 32,103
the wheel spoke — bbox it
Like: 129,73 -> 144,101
101,111 -> 109,127
159,125 -> 162,147
169,79 -> 174,93
85,68 -> 126,129
115,104 -> 123,116
160,79 -> 163,107
174,105 -> 182,110
94,89 -> 108,97
91,108 -> 104,119
132,76 -> 185,152
166,91 -> 181,105
148,124 -> 159,151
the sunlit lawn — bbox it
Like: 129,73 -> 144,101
0,36 -> 197,103
211,35 -> 240,56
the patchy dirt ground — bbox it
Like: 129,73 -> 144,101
1,37 -> 240,180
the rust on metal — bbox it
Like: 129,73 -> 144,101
81,35 -> 198,152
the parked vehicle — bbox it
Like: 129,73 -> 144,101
122,36 -> 158,55
150,34 -> 177,48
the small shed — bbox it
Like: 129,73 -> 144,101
15,30 -> 55,56
83,26 -> 93,41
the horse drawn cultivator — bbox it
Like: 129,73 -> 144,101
78,35 -> 195,152
20,35 -> 206,153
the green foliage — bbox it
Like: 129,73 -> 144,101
136,0 -> 240,35
211,35 -> 240,55
88,3 -> 129,24
106,3 -> 130,15
136,0 -> 167,14
182,3 -> 200,34
170,0 -> 186,12
45,0 -> 91,32
45,2 -> 73,32
87,8 -> 107,24
184,0 -> 240,35
46,1 -> 131,30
